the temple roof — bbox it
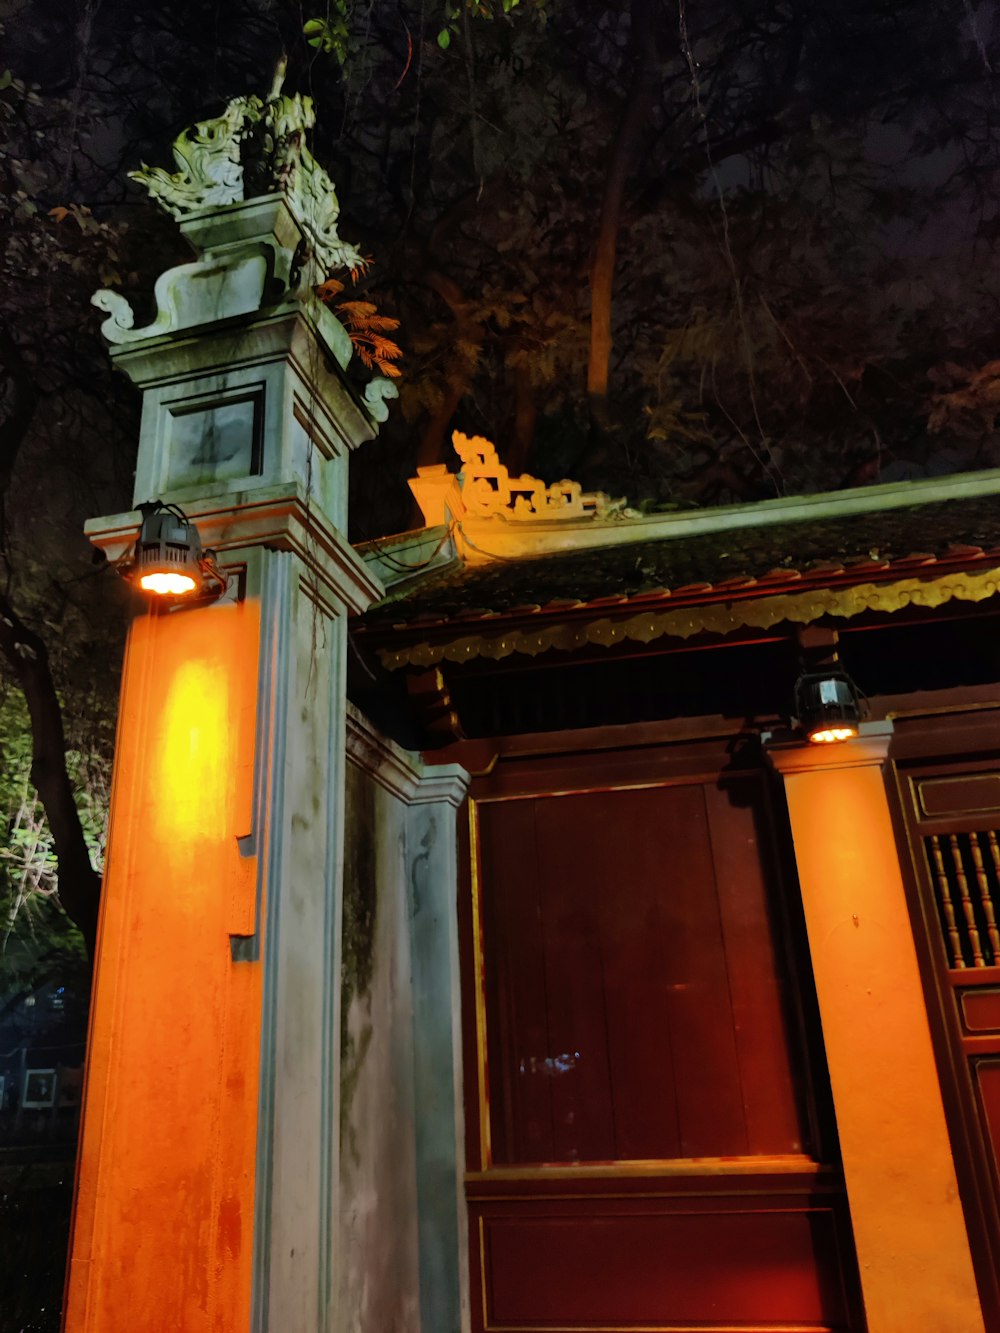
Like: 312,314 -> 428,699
365,492 -> 1000,629
356,448 -> 1000,671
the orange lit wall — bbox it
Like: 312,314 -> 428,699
65,600 -> 262,1333
774,739 -> 985,1333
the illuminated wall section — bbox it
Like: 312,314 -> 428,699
771,730 -> 985,1333
67,153 -> 388,1330
67,598 -> 262,1332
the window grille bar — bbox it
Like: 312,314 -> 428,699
929,834 -> 965,969
970,832 -> 1000,961
948,833 -> 985,966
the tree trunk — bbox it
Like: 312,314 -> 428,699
414,265 -> 484,471
0,327 -> 38,544
587,0 -> 661,430
0,595 -> 101,957
506,366 -> 537,477
0,323 -> 101,957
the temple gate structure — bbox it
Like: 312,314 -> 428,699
66,82 -> 1000,1333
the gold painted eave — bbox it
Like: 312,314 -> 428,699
373,565 -> 1000,671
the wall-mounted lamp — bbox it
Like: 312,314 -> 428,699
127,502 -> 226,603
794,669 -> 862,744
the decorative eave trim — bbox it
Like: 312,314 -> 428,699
373,565 -> 1000,671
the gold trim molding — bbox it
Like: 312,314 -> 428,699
375,566 -> 1000,671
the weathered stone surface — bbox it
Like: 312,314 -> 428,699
342,710 -> 470,1333
91,72 -> 398,425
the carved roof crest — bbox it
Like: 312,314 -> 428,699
451,433 -> 633,522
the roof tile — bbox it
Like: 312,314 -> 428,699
364,492 -> 1000,630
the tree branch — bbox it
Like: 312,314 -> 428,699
0,594 -> 100,958
587,0 -> 661,427
0,327 -> 39,534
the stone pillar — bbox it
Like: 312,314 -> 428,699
769,725 -> 985,1333
406,768 -> 471,1333
341,708 -> 471,1333
65,87 -> 395,1333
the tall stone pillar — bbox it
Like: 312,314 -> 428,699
65,86 -> 395,1333
769,725 -> 985,1333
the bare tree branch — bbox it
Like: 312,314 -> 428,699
0,594 -> 100,958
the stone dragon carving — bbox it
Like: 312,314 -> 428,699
93,65 -> 396,422
129,96 -> 254,216
128,65 -> 362,276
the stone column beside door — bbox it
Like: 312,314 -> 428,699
64,82 -> 409,1333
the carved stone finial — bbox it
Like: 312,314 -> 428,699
268,55 -> 288,102
127,76 -> 361,278
94,77 -> 395,431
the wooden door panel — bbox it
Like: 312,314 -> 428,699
479,797 -> 555,1163
975,1059 -> 1000,1179
963,989 -> 1000,1031
464,742 -> 864,1332
533,792 -> 621,1163
470,1190 -> 854,1332
707,781 -> 806,1154
478,778 -> 809,1164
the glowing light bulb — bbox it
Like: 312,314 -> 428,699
139,570 -> 199,596
808,725 -> 859,745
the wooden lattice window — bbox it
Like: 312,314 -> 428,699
924,830 -> 1000,969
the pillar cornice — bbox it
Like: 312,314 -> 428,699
106,302 -> 379,448
345,704 -> 470,806
765,721 -> 894,774
86,482 -> 383,615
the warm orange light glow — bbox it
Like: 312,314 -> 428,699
139,570 -> 198,596
808,725 -> 859,744
153,657 -> 230,847
66,601 -> 262,1333
776,753 -> 987,1331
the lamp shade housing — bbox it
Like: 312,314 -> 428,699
134,506 -> 204,598
794,669 -> 862,744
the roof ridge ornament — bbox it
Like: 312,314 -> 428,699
451,432 -> 634,523
407,432 -> 638,545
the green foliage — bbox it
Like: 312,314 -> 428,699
304,0 -> 547,63
303,9 -> 351,64
3,0 -> 1000,545
0,692 -> 104,980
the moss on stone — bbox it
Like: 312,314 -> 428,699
340,763 -> 379,1161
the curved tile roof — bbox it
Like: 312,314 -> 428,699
364,494 -> 1000,630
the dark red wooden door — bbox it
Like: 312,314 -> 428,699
460,737 -> 864,1333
